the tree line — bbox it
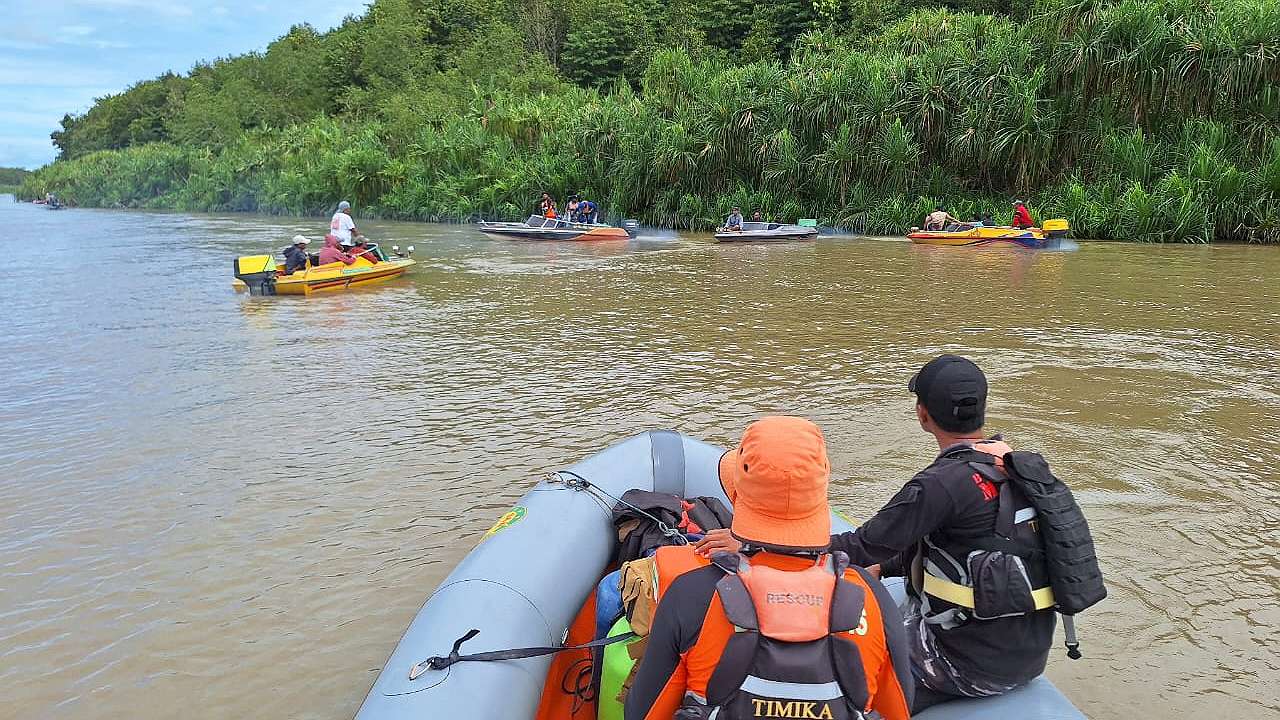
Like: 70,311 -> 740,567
21,0 -> 1280,242
1,167 -> 29,194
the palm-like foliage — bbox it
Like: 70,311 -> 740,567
21,0 -> 1280,242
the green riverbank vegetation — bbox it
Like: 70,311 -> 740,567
21,0 -> 1280,242
1,167 -> 30,196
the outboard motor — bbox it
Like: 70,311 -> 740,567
622,219 -> 640,237
234,255 -> 278,296
1044,218 -> 1070,239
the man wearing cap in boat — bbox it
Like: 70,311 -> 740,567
695,356 -> 1102,712
283,235 -> 311,275
1012,200 -> 1035,229
624,416 -> 913,720
330,200 -> 362,247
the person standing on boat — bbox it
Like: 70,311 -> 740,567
539,192 -> 557,219
566,195 -> 581,221
1012,200 -> 1035,229
625,416 -> 913,720
577,198 -> 598,224
283,235 -> 312,275
696,356 -> 1104,713
330,201 -> 362,245
724,206 -> 743,231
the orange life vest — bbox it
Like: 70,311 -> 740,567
647,547 -> 911,720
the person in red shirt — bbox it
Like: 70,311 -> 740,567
1012,200 -> 1035,229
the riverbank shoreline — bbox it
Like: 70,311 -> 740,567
17,199 -> 1280,245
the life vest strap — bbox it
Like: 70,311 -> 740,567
922,572 -> 1056,611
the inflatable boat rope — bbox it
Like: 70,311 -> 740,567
550,470 -> 690,546
405,471 -> 684,683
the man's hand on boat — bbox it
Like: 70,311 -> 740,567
693,528 -> 742,557
694,529 -> 883,580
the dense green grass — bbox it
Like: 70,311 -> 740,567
21,0 -> 1280,242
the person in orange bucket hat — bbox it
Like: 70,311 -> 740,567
625,416 -> 913,720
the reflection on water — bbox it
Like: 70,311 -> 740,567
2,204 -> 1278,719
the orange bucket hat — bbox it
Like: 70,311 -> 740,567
720,416 -> 831,551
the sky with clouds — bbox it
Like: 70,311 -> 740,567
2,0 -> 372,169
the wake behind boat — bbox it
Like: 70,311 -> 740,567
478,215 -> 634,241
715,220 -> 818,243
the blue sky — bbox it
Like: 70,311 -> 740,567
1,0 -> 371,169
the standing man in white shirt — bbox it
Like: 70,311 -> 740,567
329,200 -> 361,247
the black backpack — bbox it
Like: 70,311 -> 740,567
1001,452 -> 1107,615
611,490 -> 732,564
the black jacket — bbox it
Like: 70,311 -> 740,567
829,443 -> 1055,688
283,245 -> 309,274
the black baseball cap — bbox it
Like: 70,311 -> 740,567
908,355 -> 987,433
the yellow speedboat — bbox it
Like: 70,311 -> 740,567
909,219 -> 1070,248
233,252 -> 415,296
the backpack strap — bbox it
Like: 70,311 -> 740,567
712,553 -> 758,631
707,553 -> 759,705
829,554 -> 872,712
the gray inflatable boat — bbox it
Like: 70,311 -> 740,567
353,431 -> 1084,720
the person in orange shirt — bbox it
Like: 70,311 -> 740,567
624,416 -> 913,720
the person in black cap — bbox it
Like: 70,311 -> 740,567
696,354 -> 1059,712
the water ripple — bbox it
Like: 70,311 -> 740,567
1,204 -> 1278,719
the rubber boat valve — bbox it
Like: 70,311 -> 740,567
409,629 -> 480,680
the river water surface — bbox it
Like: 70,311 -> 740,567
3,201 -> 1278,719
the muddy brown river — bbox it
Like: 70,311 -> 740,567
3,201 -> 1278,719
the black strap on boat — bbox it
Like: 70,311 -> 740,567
408,629 -> 637,680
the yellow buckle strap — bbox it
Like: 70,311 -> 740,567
922,573 -> 1056,611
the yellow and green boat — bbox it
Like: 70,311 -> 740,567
908,219 -> 1070,248
232,251 -> 414,296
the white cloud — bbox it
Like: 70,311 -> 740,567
60,25 -> 96,37
70,0 -> 194,17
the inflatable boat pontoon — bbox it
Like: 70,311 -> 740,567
353,431 -> 1084,720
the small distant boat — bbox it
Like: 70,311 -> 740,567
908,219 -> 1070,248
477,215 -> 634,241
715,220 -> 818,243
232,245 -> 414,296
46,200 -> 64,210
